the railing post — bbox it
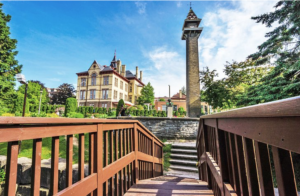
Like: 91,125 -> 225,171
152,137 -> 155,178
134,123 -> 139,184
96,124 -> 103,195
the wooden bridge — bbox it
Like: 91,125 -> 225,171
0,96 -> 299,196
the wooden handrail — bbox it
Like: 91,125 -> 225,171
196,96 -> 300,196
0,117 -> 164,196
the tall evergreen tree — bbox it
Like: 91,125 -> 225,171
238,0 -> 300,106
0,3 -> 22,110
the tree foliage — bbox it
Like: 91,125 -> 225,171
200,59 -> 271,109
180,86 -> 186,95
238,1 -> 300,106
0,3 -> 22,110
17,81 -> 49,107
137,82 -> 155,105
116,99 -> 125,116
52,83 -> 75,105
65,98 -> 77,115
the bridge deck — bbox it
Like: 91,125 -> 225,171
125,176 -> 213,196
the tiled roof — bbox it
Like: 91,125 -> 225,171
125,70 -> 135,78
101,66 -> 114,72
186,9 -> 198,20
172,93 -> 186,99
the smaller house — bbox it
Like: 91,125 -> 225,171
154,90 -> 213,115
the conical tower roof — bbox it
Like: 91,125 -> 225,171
186,9 -> 198,20
110,50 -> 117,68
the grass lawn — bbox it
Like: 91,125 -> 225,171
163,143 -> 171,171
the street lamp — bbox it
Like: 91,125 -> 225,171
38,90 -> 43,114
16,74 -> 28,117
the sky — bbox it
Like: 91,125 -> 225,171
3,0 -> 277,97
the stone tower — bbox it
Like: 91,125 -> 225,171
181,8 -> 203,117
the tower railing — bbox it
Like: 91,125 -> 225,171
196,96 -> 300,196
0,117 -> 163,196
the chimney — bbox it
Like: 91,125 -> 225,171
122,65 -> 126,77
179,90 -> 182,98
136,66 -> 139,78
117,60 -> 121,74
140,71 -> 143,81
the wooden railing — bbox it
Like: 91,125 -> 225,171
196,96 -> 300,196
0,117 -> 164,196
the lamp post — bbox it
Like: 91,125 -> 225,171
16,74 -> 28,117
38,89 -> 43,114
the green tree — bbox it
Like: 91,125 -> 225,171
137,82 -> 155,105
180,86 -> 186,95
52,83 -> 75,105
17,81 -> 49,108
238,1 -> 300,106
116,99 -> 125,116
0,3 -> 22,111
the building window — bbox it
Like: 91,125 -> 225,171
162,105 -> 166,111
135,85 -> 137,94
120,81 -> 123,90
101,103 -> 107,108
103,76 -> 109,85
129,96 -> 132,103
80,90 -> 86,100
90,89 -> 96,99
81,78 -> 86,87
114,90 -> 117,100
80,103 -> 85,106
125,95 -> 127,101
102,89 -> 108,99
91,73 -> 96,85
90,103 -> 94,107
125,84 -> 128,92
135,96 -> 137,104
115,78 -> 118,87
129,85 -> 132,93
120,93 -> 123,100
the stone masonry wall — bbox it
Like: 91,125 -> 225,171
116,117 -> 199,140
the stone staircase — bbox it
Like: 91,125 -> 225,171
166,143 -> 199,179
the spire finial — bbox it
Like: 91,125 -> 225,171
190,2 -> 192,9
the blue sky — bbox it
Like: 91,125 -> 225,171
3,1 -> 276,96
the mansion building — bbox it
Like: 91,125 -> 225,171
76,53 -> 144,108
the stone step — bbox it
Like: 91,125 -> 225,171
169,159 -> 197,167
169,165 -> 198,173
172,144 -> 196,150
170,154 -> 198,161
171,149 -> 197,155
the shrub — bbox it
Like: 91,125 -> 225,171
0,168 -> 5,184
85,113 -> 92,118
1,113 -> 15,117
152,110 -> 157,117
157,111 -> 161,117
15,111 -> 21,117
67,112 -> 84,118
65,98 -> 77,115
46,113 -> 59,118
175,111 -> 179,117
162,111 -> 167,117
159,98 -> 165,101
136,105 -> 144,110
116,99 -> 125,116
183,111 -> 187,116
89,106 -> 94,113
178,107 -> 184,115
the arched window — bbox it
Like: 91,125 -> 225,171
91,73 -> 96,85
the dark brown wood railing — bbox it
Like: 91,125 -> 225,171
196,96 -> 300,196
0,118 -> 163,196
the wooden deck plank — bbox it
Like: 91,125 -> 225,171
125,176 -> 213,196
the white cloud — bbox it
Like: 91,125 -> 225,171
176,2 -> 182,8
199,1 -> 276,78
135,2 -> 147,15
143,46 -> 185,97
